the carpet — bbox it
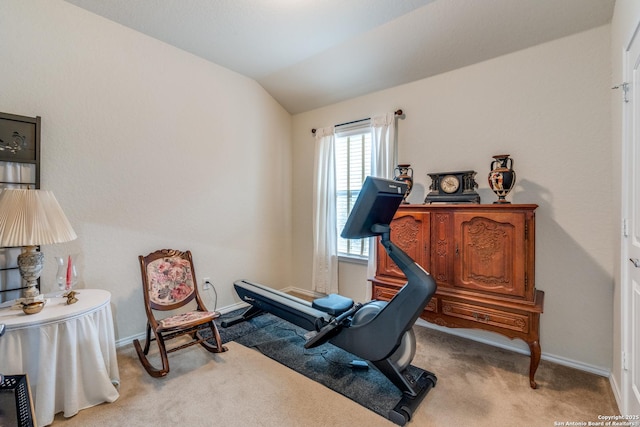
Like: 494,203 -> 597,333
52,309 -> 620,426
214,310 -> 432,425
52,341 -> 391,427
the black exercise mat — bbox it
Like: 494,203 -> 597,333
214,309 -> 280,343
212,310 -> 429,424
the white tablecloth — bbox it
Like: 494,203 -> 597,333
0,289 -> 120,426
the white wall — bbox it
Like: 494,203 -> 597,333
0,0 -> 293,341
292,25 -> 613,371
610,0 -> 640,410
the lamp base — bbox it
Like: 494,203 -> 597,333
17,247 -> 44,304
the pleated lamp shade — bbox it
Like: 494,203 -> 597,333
0,189 -> 77,247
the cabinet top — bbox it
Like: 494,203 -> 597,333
400,203 -> 538,211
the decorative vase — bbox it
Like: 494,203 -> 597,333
394,164 -> 414,204
55,255 -> 77,293
488,154 -> 516,204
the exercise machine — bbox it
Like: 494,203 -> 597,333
224,176 -> 437,425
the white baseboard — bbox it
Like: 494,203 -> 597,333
115,301 -> 249,348
117,286 -> 321,348
117,292 -> 611,381
415,318 -> 611,377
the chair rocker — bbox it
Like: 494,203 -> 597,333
134,249 -> 227,377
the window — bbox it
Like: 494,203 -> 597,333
335,125 -> 372,259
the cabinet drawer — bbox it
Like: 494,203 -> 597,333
441,299 -> 529,333
372,286 -> 399,301
372,285 -> 437,313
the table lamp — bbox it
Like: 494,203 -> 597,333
0,189 -> 77,303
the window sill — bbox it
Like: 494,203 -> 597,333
338,255 -> 368,265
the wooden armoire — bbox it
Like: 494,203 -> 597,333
372,204 -> 544,388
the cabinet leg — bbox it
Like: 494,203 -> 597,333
527,340 -> 541,389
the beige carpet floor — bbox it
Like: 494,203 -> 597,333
51,325 -> 618,427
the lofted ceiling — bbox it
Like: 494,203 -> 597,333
63,0 -> 614,114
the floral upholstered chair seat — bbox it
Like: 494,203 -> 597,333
158,311 -> 216,331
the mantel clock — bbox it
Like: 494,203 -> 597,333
424,170 -> 480,204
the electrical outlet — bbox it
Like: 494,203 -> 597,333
202,277 -> 211,290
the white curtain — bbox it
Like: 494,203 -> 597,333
371,112 -> 397,180
312,127 -> 339,294
367,113 -> 398,292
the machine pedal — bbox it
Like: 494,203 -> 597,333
348,360 -> 369,370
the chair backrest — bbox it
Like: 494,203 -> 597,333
139,249 -> 199,311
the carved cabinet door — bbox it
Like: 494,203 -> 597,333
377,212 -> 430,281
452,212 -> 528,299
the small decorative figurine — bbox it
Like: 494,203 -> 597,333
64,291 -> 78,305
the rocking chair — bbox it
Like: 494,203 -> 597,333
133,249 -> 227,377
